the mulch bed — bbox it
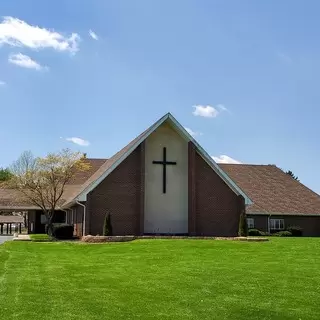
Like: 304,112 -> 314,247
81,235 -> 269,243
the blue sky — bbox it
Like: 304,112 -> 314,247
0,0 -> 319,194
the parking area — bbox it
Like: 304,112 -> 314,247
0,236 -> 13,244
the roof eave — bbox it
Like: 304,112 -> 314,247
248,211 -> 320,217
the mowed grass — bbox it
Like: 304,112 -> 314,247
1,239 -> 320,320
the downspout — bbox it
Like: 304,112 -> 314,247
268,214 -> 271,234
76,200 -> 86,237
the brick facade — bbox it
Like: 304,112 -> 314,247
80,141 -> 243,237
194,150 -> 244,236
86,143 -> 144,236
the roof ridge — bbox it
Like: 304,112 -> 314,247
62,112 -> 252,207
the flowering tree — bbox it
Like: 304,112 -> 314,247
7,149 -> 90,232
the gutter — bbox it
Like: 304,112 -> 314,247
76,200 -> 86,236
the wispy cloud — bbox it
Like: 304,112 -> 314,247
184,127 -> 203,137
8,53 -> 45,70
66,137 -> 90,146
0,80 -> 6,86
212,155 -> 241,164
0,16 -> 80,53
277,52 -> 292,65
192,104 -> 229,118
89,29 -> 98,41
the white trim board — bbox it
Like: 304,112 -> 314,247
76,113 -> 252,205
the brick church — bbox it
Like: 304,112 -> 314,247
1,113 -> 320,236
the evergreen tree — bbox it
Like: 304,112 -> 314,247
286,170 -> 299,181
238,211 -> 248,237
103,213 -> 112,236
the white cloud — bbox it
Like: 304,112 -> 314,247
192,104 -> 230,118
0,16 -> 80,53
217,104 -> 230,113
0,80 -> 6,86
193,105 -> 219,118
8,53 -> 45,70
212,155 -> 241,164
89,29 -> 98,40
184,127 -> 203,137
277,52 -> 292,64
66,137 -> 90,146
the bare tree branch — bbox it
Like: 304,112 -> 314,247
7,149 -> 90,232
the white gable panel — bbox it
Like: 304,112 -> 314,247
144,123 -> 188,234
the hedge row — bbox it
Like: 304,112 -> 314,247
248,226 -> 303,237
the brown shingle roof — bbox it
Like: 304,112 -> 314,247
0,215 -> 24,223
220,164 -> 320,215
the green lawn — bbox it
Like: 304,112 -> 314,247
1,238 -> 320,320
29,233 -> 52,241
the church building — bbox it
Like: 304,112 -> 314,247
1,113 -> 320,237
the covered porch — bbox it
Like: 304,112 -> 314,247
0,215 -> 24,235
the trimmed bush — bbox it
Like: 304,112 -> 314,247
52,224 -> 74,240
103,213 -> 113,236
248,229 -> 270,236
248,229 -> 262,236
286,226 -> 303,237
273,231 -> 292,237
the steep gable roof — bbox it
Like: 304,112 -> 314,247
63,112 -> 252,206
220,164 -> 320,215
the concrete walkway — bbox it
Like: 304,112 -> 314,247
0,236 -> 13,244
13,234 -> 30,241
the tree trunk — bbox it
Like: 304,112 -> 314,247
23,212 -> 27,228
45,211 -> 54,235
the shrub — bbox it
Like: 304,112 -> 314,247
248,229 -> 262,236
273,231 -> 292,237
248,229 -> 270,236
52,224 -> 74,239
103,213 -> 112,236
238,211 -> 248,237
286,226 -> 303,237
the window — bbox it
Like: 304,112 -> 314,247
247,218 -> 254,229
269,219 -> 284,231
52,212 -> 66,223
40,214 -> 47,224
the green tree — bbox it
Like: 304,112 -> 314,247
0,168 -> 12,181
238,211 -> 248,237
103,213 -> 112,236
286,170 -> 299,181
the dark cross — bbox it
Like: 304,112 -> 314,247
152,147 -> 177,193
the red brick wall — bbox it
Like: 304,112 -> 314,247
69,205 -> 84,237
247,214 -> 320,236
194,151 -> 244,236
87,143 -> 144,236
